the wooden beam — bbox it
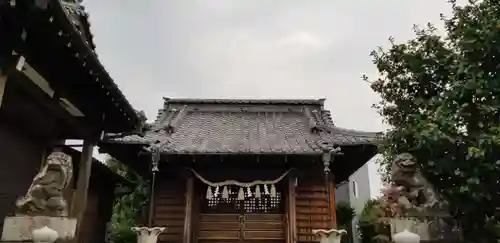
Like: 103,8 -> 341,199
0,70 -> 6,110
70,139 -> 94,240
183,177 -> 194,243
287,176 -> 297,243
329,181 -> 337,228
10,71 -> 90,138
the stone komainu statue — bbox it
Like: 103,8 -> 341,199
15,151 -> 73,217
390,154 -> 461,241
390,153 -> 448,215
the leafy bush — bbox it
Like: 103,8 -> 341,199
358,200 -> 380,243
357,198 -> 393,243
336,202 -> 356,229
105,157 -> 149,243
335,202 -> 356,243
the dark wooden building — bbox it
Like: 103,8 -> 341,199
100,98 -> 380,243
0,0 -> 140,242
63,146 -> 127,243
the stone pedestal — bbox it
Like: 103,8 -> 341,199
391,217 -> 461,242
131,227 -> 166,243
1,216 -> 77,242
312,229 -> 347,243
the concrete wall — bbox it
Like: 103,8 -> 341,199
349,164 -> 372,243
349,164 -> 372,214
335,181 -> 350,204
333,162 -> 373,243
339,155 -> 384,243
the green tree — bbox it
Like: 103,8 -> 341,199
105,156 -> 149,243
364,0 -> 500,241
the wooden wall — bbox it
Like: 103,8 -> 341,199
153,171 -> 187,243
150,164 -> 333,243
0,120 -> 47,237
77,189 -> 99,243
77,170 -> 117,243
294,171 -> 330,243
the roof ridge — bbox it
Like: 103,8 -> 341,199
163,97 -> 326,105
302,106 -> 319,130
169,105 -> 189,132
327,126 -> 382,137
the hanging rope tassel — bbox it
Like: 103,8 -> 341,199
206,186 -> 213,199
270,184 -> 277,197
214,186 -> 220,198
222,186 -> 229,199
255,185 -> 261,198
264,184 -> 269,195
246,187 -> 252,198
237,187 -> 245,200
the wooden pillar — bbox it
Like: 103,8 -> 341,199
287,176 -> 297,243
147,164 -> 157,227
70,139 -> 95,239
329,181 -> 337,228
322,149 -> 341,229
0,70 -> 7,110
183,177 -> 194,243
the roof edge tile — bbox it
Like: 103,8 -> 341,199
162,98 -> 326,106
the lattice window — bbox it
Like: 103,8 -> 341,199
242,192 -> 283,213
203,187 -> 239,213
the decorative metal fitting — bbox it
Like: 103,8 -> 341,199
321,146 -> 343,173
151,146 -> 160,172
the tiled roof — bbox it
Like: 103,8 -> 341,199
104,98 -> 381,154
60,0 -> 96,50
53,0 -> 140,131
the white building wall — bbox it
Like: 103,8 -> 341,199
347,154 -> 383,243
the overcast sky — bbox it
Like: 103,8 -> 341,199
82,0 -> 465,133
75,0 -> 470,195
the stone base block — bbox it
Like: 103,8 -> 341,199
1,216 -> 77,241
390,217 -> 462,242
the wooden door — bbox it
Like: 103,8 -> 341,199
198,185 -> 286,243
